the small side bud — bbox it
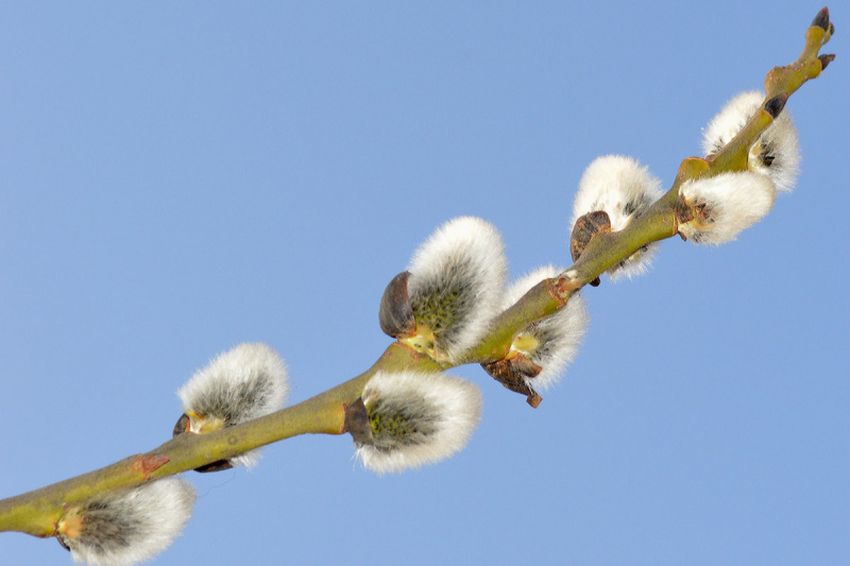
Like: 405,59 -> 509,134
703,91 -> 800,192
571,155 -> 663,280
403,216 -> 508,362
56,478 -> 195,566
379,271 -> 415,338
811,7 -> 830,31
176,342 -> 288,469
677,172 -> 776,244
819,53 -> 836,71
353,371 -> 482,474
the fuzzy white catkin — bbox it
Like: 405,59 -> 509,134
572,155 -> 663,279
355,371 -> 482,474
503,265 -> 589,390
407,216 -> 507,362
702,90 -> 800,192
177,342 -> 288,467
678,172 -> 776,244
63,478 -> 195,566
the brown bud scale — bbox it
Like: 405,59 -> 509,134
570,210 -> 612,263
379,271 -> 416,338
482,354 -> 544,408
344,398 -> 374,445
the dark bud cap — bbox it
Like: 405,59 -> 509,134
812,7 -> 830,31
379,271 -> 416,339
343,398 -> 374,445
829,22 -> 835,37
194,460 -> 234,473
590,277 -> 602,287
764,93 -> 788,119
570,210 -> 612,262
819,53 -> 836,71
172,413 -> 191,438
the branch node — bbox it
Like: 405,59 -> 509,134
130,454 -> 170,480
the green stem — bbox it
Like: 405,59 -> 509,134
0,342 -> 440,537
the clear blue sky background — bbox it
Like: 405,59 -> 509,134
1,2 -> 847,565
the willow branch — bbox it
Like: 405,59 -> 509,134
0,8 -> 835,540
466,8 -> 834,362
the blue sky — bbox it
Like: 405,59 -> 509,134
1,2 -> 847,565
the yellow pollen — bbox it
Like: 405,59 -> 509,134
400,325 -> 438,359
57,513 -> 83,539
510,333 -> 539,356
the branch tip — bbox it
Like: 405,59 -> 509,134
812,7 -> 830,31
